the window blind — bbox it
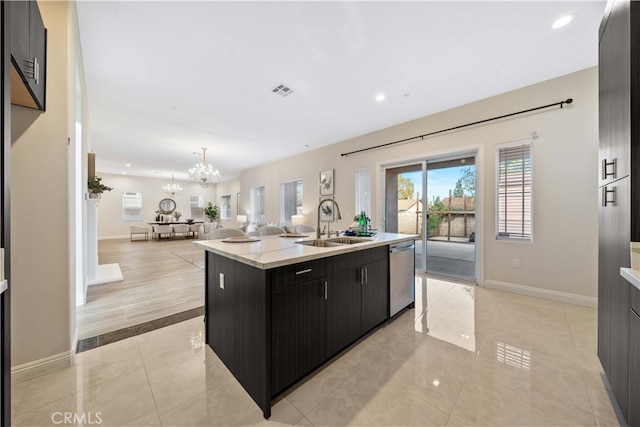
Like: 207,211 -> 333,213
190,196 -> 204,219
122,192 -> 142,222
280,180 -> 303,225
355,168 -> 371,217
220,195 -> 231,220
250,185 -> 266,223
496,142 -> 532,241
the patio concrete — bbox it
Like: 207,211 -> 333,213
415,239 -> 476,282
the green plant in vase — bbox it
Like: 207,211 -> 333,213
204,202 -> 219,222
87,176 -> 113,195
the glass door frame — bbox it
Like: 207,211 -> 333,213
378,146 -> 484,284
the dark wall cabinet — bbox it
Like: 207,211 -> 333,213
629,285 -> 640,427
7,0 -> 46,110
597,0 -> 640,424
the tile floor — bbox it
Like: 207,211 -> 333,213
12,276 -> 625,426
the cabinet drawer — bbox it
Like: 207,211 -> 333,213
270,259 -> 325,292
632,282 -> 640,315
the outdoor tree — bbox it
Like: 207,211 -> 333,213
453,178 -> 464,197
427,196 -> 448,235
397,175 -> 415,200
460,166 -> 476,197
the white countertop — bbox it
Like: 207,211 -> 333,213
194,232 -> 417,270
620,268 -> 640,291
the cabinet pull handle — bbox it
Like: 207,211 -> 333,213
34,58 -> 39,84
324,281 -> 327,300
360,268 -> 364,285
295,268 -> 312,275
602,158 -> 616,180
602,186 -> 616,207
364,267 -> 368,284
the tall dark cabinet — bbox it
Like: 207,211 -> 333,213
597,0 -> 639,423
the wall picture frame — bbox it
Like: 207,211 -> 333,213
319,197 -> 334,222
319,169 -> 334,196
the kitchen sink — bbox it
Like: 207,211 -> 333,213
326,237 -> 373,244
295,237 -> 373,247
295,240 -> 345,247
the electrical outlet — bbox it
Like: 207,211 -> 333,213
219,273 -> 225,289
513,259 -> 521,268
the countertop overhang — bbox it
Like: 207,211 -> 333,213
620,267 -> 640,291
194,232 -> 417,270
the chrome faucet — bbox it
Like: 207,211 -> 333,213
317,199 -> 342,239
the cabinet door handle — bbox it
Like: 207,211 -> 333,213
360,268 -> 364,285
295,268 -> 312,275
323,281 -> 327,300
364,267 -> 368,284
602,158 -> 616,180
602,186 -> 616,207
34,57 -> 40,84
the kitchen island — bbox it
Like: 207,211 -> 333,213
194,232 -> 416,418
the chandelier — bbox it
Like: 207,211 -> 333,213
188,147 -> 221,188
163,175 -> 183,196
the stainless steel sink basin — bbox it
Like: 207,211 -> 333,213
295,237 -> 373,247
295,240 -> 345,247
326,237 -> 373,244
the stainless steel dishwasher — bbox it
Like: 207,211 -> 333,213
390,240 -> 415,317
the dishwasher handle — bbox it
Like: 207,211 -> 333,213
390,243 -> 415,253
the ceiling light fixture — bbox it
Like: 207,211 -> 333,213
552,15 -> 573,29
376,94 -> 386,101
188,147 -> 221,188
163,174 -> 183,196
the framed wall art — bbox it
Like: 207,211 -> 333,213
319,169 -> 334,196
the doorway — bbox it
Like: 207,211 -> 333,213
384,156 -> 477,282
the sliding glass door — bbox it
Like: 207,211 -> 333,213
385,156 -> 476,282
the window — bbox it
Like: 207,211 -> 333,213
220,195 -> 231,220
496,141 -> 532,241
250,185 -> 265,223
355,167 -> 371,217
190,196 -> 204,219
280,180 -> 303,225
122,192 -> 142,222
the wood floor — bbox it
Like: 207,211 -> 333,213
76,238 -> 204,340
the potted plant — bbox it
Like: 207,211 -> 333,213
173,211 -> 182,221
204,202 -> 219,222
87,176 -> 113,197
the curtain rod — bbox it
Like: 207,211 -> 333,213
340,98 -> 573,157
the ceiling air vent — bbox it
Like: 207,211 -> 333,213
271,83 -> 295,98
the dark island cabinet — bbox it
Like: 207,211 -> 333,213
7,0 -> 46,110
205,243 -> 399,419
325,270 -> 362,357
360,246 -> 390,334
271,277 -> 326,395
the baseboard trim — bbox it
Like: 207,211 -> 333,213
98,235 -> 129,240
11,351 -> 73,384
483,279 -> 598,308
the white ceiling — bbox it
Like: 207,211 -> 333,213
76,1 -> 606,183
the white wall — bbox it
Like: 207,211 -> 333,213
11,1 -> 85,376
239,67 -> 598,304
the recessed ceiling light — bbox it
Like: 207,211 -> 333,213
552,15 -> 573,29
375,94 -> 386,101
121,172 -> 126,175
125,163 -> 131,167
